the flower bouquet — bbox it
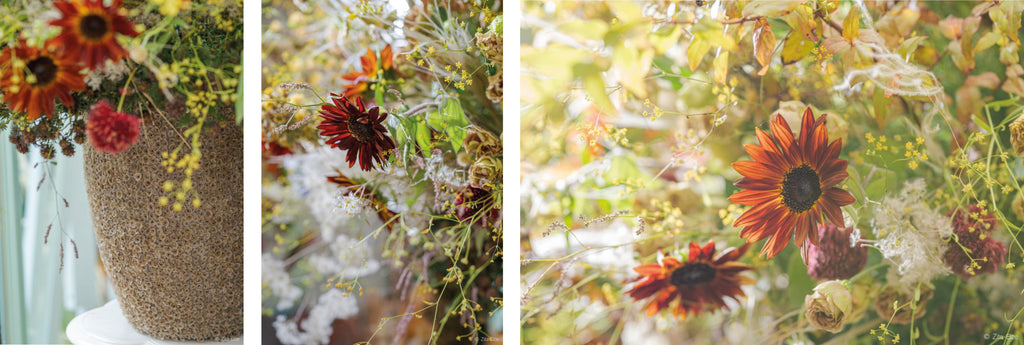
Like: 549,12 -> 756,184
261,0 -> 503,343
0,0 -> 242,340
522,1 -> 1024,343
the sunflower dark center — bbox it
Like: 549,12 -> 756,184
27,57 -> 57,86
80,14 -> 109,40
782,164 -> 822,213
347,114 -> 375,143
669,263 -> 716,286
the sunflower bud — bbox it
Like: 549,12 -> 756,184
804,280 -> 852,333
468,156 -> 501,190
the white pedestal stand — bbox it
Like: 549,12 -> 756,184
66,300 -> 242,345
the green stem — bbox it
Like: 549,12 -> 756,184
117,67 -> 139,112
944,278 -> 960,344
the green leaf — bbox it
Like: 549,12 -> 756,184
393,113 -> 413,145
426,110 -> 444,131
846,165 -> 866,207
440,99 -> 469,152
415,120 -> 433,157
787,251 -> 814,309
873,86 -> 891,128
573,63 -> 616,115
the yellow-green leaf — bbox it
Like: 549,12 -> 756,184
753,18 -> 776,75
843,6 -> 860,43
559,20 -> 609,41
781,33 -> 814,65
613,47 -> 653,98
975,31 -> 1001,53
573,63 -> 616,114
713,51 -> 729,85
687,36 -> 711,71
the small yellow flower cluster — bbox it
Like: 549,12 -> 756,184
354,0 -> 385,16
151,0 -> 191,17
810,45 -> 835,69
869,323 -> 900,344
902,136 -> 927,170
610,177 -> 643,197
155,62 -> 182,90
718,203 -> 745,227
443,62 -> 475,91
682,165 -> 708,183
328,278 -> 364,297
711,83 -> 738,105
159,150 -> 201,211
641,99 -> 665,121
637,199 -> 684,235
864,133 -> 894,156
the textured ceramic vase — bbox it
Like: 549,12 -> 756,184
82,115 -> 242,341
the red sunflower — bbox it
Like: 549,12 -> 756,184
627,241 -> 753,319
0,40 -> 86,120
341,45 -> 394,98
50,0 -> 139,69
728,107 -> 855,258
316,95 -> 396,171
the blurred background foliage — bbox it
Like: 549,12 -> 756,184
521,1 -> 1024,344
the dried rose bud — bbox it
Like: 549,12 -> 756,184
874,284 -> 933,324
468,156 -> 501,190
464,126 -> 501,157
1011,116 -> 1024,156
804,280 -> 853,333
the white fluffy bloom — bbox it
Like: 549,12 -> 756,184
282,142 -> 378,240
871,179 -> 952,285
282,142 -> 432,239
273,289 -> 359,345
423,152 -> 467,187
263,253 -> 302,310
84,61 -> 129,90
307,234 -> 381,279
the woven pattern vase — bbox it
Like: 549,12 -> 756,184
83,116 -> 243,341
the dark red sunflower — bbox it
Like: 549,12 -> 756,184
626,241 -> 753,319
50,0 -> 139,69
341,45 -> 393,98
0,40 -> 86,120
729,107 -> 855,258
316,95 -> 395,171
